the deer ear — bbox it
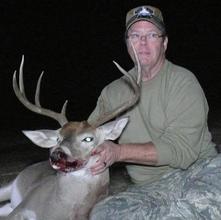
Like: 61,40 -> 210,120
99,117 -> 129,140
22,129 -> 60,148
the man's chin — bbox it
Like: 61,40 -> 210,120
139,59 -> 151,66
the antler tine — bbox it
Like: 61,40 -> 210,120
19,55 -> 26,99
92,42 -> 141,127
13,56 -> 68,126
61,100 -> 68,115
35,71 -> 44,107
131,41 -> 141,84
34,71 -> 68,116
112,61 -> 140,97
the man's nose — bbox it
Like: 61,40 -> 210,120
140,35 -> 148,44
140,35 -> 147,41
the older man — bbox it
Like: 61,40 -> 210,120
89,5 -> 221,220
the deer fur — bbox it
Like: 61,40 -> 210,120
0,118 -> 129,220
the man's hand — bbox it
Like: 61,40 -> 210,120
90,141 -> 121,175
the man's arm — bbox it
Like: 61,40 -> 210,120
90,141 -> 158,175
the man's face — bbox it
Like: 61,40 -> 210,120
126,21 -> 168,69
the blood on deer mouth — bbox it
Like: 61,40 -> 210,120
49,150 -> 86,173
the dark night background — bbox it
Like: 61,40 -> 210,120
0,0 -> 221,162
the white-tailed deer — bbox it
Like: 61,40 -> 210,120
0,48 -> 141,220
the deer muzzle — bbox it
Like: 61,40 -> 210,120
49,149 -> 87,173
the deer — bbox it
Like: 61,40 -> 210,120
0,45 -> 141,220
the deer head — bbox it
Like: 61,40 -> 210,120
13,45 -> 141,173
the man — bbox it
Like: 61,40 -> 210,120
89,5 -> 221,219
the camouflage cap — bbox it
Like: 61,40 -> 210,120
126,5 -> 166,34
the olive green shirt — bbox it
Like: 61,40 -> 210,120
88,60 -> 217,184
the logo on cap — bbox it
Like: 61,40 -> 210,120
134,7 -> 153,18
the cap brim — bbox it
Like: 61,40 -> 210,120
126,17 -> 165,33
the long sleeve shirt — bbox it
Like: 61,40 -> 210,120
88,60 -> 217,184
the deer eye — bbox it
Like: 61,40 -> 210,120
83,137 -> 94,143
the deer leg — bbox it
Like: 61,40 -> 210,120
0,203 -> 13,216
0,182 -> 13,203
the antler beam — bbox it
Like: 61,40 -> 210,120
92,42 -> 141,127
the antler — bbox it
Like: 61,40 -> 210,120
13,55 -> 68,126
92,42 -> 142,127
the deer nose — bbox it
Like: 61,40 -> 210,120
57,151 -> 66,160
51,149 -> 67,161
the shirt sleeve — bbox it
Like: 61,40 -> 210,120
87,88 -> 110,125
153,76 -> 209,169
88,76 -> 133,125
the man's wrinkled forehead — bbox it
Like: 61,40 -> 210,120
128,20 -> 161,33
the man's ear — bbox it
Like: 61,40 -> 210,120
163,36 -> 168,52
99,117 -> 129,141
22,129 -> 60,148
